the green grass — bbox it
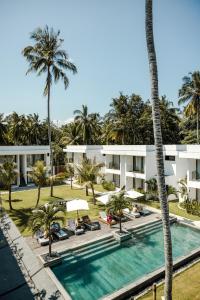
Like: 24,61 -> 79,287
138,199 -> 200,221
1,185 -> 106,236
139,261 -> 200,300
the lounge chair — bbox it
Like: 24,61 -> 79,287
68,219 -> 85,235
35,230 -> 49,246
139,207 -> 151,216
123,208 -> 141,219
98,211 -> 117,225
51,222 -> 68,240
82,215 -> 101,231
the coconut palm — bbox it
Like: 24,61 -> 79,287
76,158 -> 104,204
74,105 -> 101,144
0,161 -> 17,210
29,203 -> 65,257
178,71 -> 200,144
106,190 -> 131,233
22,26 -> 77,197
65,163 -> 74,189
178,178 -> 189,202
145,1 -> 173,299
29,161 -> 48,207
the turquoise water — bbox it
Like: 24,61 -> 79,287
52,223 -> 200,300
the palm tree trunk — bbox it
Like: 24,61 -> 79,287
145,1 -> 173,300
35,186 -> 41,208
119,217 -> 122,233
86,185 -> 89,196
48,225 -> 52,257
8,185 -> 12,210
197,101 -> 199,144
70,176 -> 73,189
91,184 -> 96,205
47,67 -> 54,197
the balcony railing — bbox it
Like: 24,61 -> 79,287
108,162 -> 120,170
66,158 -> 74,163
128,168 -> 144,174
192,171 -> 200,181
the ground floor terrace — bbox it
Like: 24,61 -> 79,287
1,184 -> 200,300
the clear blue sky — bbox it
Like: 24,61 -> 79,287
1,0 -> 200,122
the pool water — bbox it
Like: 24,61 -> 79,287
51,223 -> 200,300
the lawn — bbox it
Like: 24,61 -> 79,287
137,199 -> 200,221
1,184 -> 106,236
139,261 -> 200,300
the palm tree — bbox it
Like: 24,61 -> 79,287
22,26 -> 77,197
29,203 -> 65,257
145,1 -> 173,299
0,161 -> 17,210
29,161 -> 48,207
178,178 -> 189,202
0,114 -> 7,145
74,105 -> 101,144
106,190 -> 131,233
65,163 -> 74,189
178,71 -> 200,144
76,158 -> 104,204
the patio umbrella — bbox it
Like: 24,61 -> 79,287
66,199 -> 89,218
125,190 -> 144,199
96,191 -> 118,205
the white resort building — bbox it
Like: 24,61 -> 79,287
64,144 -> 200,202
0,146 -> 50,187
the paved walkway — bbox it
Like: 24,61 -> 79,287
0,214 -> 65,300
26,212 -> 161,256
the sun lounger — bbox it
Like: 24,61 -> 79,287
98,211 -> 117,225
51,222 -> 68,240
82,215 -> 101,230
123,208 -> 141,218
35,230 -> 49,246
139,208 -> 151,216
68,219 -> 85,235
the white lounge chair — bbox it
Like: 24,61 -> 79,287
123,208 -> 141,218
68,219 -> 85,235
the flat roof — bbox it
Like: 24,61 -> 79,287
0,146 -> 50,155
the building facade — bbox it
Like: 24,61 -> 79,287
0,146 -> 50,187
64,144 -> 200,202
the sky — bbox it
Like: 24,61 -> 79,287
1,0 -> 200,123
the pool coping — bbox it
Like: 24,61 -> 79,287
42,219 -> 200,300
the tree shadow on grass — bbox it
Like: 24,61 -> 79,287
4,199 -> 23,203
8,208 -> 33,234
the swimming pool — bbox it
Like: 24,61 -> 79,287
51,222 -> 200,300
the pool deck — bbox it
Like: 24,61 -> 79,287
26,212 -> 162,256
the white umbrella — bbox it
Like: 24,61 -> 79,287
96,190 -> 119,205
66,199 -> 89,218
125,190 -> 143,199
96,194 -> 110,205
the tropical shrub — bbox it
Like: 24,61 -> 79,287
102,180 -> 115,191
184,199 -> 200,216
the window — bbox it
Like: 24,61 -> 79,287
165,156 -> 175,161
113,174 -> 120,187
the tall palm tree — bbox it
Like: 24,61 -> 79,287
22,26 -> 77,197
76,158 -> 104,204
0,114 -> 7,145
178,71 -> 200,144
29,203 -> 65,257
29,161 -> 48,207
106,190 -> 131,233
145,1 -> 173,299
74,105 -> 101,144
0,161 -> 17,210
65,163 -> 74,189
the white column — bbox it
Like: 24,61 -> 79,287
16,155 -> 20,186
120,155 -> 126,188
